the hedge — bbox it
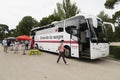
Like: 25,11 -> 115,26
110,46 -> 120,59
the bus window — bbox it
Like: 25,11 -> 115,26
58,27 -> 63,32
54,21 -> 64,32
79,18 -> 88,31
65,26 -> 78,36
30,31 -> 36,36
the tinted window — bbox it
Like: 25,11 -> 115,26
65,26 -> 78,36
58,27 -> 64,32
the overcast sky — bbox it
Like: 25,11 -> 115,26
0,0 -> 120,29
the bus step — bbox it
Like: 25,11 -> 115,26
81,52 -> 90,57
81,55 -> 90,59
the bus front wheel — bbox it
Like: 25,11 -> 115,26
64,47 -> 71,58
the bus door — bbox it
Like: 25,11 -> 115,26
79,20 -> 90,57
70,27 -> 79,58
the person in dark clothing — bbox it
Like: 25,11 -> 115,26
57,40 -> 68,64
7,40 -> 11,47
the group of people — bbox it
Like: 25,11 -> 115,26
2,38 -> 69,64
2,38 -> 29,54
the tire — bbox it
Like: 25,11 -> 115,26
64,48 -> 71,58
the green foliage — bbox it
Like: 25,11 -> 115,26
17,16 -> 38,36
113,11 -> 120,20
106,26 -> 114,41
104,0 -> 119,9
97,11 -> 114,41
105,26 -> 120,42
112,10 -> 120,27
0,24 -> 9,39
0,24 -> 9,32
38,14 -> 61,26
98,11 -> 120,42
110,46 -> 120,59
113,27 -> 120,41
9,29 -> 17,37
98,11 -> 112,22
112,11 -> 120,42
54,0 -> 80,20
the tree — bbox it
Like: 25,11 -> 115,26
0,24 -> 9,39
0,24 -> 9,32
9,29 -> 17,37
98,11 -> 112,22
98,11 -> 120,42
38,14 -> 61,26
104,0 -> 120,42
17,16 -> 38,36
104,0 -> 120,9
54,0 -> 80,20
112,11 -> 120,27
98,11 -> 114,41
112,11 -> 120,41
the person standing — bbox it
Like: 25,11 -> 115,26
10,41 -> 14,51
22,41 -> 26,55
7,40 -> 11,50
57,40 -> 68,64
25,40 -> 29,50
14,40 -> 19,54
2,38 -> 8,53
30,40 -> 34,49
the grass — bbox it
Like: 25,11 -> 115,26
110,46 -> 120,60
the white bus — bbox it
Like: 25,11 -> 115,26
30,14 -> 115,59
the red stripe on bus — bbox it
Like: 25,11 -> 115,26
35,40 -> 78,44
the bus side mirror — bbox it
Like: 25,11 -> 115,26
103,22 -> 115,32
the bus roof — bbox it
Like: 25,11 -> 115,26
31,13 -> 99,31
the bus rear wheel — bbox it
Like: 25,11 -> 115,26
64,48 -> 71,58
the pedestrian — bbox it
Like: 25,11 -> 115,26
22,41 -> 26,55
10,41 -> 14,51
25,40 -> 29,50
2,38 -> 8,53
7,40 -> 11,50
57,40 -> 68,64
14,40 -> 19,54
30,40 -> 34,49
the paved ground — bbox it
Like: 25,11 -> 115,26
110,42 -> 120,46
0,44 -> 120,80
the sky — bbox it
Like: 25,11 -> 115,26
0,0 -> 120,29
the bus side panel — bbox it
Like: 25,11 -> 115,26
34,32 -> 70,53
63,33 -> 79,58
70,43 -> 79,58
35,32 -> 79,58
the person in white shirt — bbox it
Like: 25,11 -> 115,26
2,38 -> 8,53
10,41 -> 14,51
14,40 -> 19,54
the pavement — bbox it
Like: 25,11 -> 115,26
0,44 -> 120,80
110,42 -> 120,46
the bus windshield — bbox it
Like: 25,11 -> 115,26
87,18 -> 108,43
